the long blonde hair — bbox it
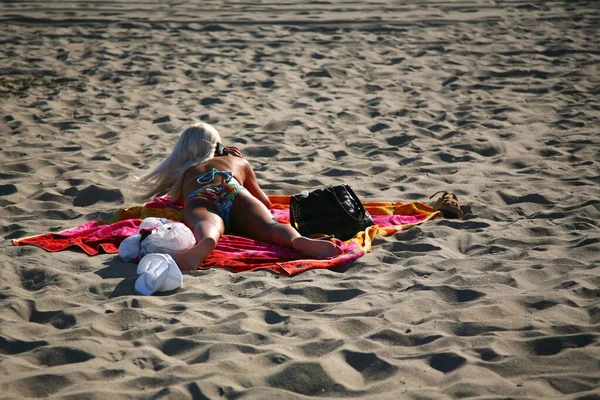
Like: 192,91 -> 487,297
134,122 -> 221,201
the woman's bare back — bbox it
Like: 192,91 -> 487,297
176,156 -> 271,207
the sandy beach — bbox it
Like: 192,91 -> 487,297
1,1 -> 599,398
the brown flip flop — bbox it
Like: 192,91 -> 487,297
429,191 -> 464,219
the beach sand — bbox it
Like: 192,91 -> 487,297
1,1 -> 599,398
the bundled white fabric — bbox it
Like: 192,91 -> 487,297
140,221 -> 196,259
139,217 -> 169,232
118,233 -> 143,262
118,218 -> 196,262
135,253 -> 183,295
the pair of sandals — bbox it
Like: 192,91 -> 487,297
429,191 -> 464,219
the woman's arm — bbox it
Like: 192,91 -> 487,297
242,161 -> 272,209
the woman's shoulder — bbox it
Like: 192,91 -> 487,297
210,155 -> 250,170
181,157 -> 247,178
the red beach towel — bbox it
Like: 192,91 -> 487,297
12,195 -> 440,276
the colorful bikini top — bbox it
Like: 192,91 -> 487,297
194,168 -> 233,185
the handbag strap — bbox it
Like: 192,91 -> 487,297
327,185 -> 367,221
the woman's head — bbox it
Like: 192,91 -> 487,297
133,122 -> 222,201
174,122 -> 222,165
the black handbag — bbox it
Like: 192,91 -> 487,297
289,185 -> 374,241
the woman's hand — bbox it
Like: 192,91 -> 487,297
224,146 -> 244,158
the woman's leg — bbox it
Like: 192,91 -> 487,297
230,190 -> 341,259
176,197 -> 225,270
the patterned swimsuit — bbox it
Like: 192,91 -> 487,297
186,168 -> 245,230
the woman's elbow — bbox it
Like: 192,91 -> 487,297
262,196 -> 272,209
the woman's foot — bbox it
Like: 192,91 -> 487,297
291,236 -> 342,259
176,237 -> 217,270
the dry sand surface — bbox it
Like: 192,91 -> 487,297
1,1 -> 599,399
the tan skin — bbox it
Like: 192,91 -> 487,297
173,147 -> 341,270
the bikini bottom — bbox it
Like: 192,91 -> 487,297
187,182 -> 245,230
